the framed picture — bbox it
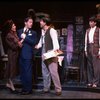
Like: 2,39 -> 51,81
76,25 -> 84,35
59,37 -> 67,51
56,29 -> 60,37
61,28 -> 67,36
75,16 -> 83,24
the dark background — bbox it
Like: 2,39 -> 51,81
0,0 -> 99,28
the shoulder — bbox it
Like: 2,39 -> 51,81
96,27 -> 99,30
31,30 -> 37,35
50,28 -> 56,32
86,28 -> 90,33
17,28 -> 23,33
95,27 -> 99,32
6,32 -> 12,37
6,33 -> 13,39
50,28 -> 57,35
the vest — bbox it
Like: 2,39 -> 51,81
87,27 -> 99,55
44,27 -> 58,65
45,28 -> 53,52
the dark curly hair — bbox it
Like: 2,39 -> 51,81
40,17 -> 51,26
3,19 -> 14,33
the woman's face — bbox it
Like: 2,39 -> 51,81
11,24 -> 16,32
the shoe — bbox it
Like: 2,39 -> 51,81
20,91 -> 33,95
6,86 -> 19,94
42,88 -> 50,93
10,90 -> 19,94
56,91 -> 62,96
92,84 -> 97,88
87,84 -> 92,87
43,90 -> 49,93
40,89 -> 50,94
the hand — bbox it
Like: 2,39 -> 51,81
20,39 -> 24,43
35,45 -> 39,49
18,41 -> 23,48
21,33 -> 26,39
98,51 -> 100,58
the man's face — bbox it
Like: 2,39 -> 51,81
25,19 -> 33,29
89,21 -> 96,28
40,20 -> 46,29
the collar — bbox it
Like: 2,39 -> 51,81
90,26 -> 96,30
23,27 -> 29,33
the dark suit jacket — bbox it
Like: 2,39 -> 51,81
17,28 -> 37,59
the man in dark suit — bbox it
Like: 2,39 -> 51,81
17,17 -> 37,95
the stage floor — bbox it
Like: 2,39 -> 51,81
0,88 -> 100,99
0,79 -> 100,99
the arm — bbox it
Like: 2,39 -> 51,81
98,28 -> 100,55
50,28 -> 60,50
35,36 -> 42,49
85,31 -> 87,56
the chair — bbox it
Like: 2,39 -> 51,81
66,66 -> 80,83
65,51 -> 80,83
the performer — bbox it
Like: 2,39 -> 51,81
35,17 -> 62,95
85,16 -> 100,88
17,17 -> 37,95
5,19 -> 22,93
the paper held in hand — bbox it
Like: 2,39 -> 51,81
43,50 -> 63,60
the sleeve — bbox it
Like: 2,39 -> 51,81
50,28 -> 60,50
24,31 -> 37,46
98,28 -> 100,55
36,36 -> 42,49
85,31 -> 87,52
6,34 -> 19,50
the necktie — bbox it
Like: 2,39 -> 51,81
24,29 -> 28,34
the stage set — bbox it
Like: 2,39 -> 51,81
0,0 -> 100,99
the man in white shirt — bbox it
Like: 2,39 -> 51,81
85,16 -> 100,88
35,17 -> 62,95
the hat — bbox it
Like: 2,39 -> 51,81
89,16 -> 97,22
35,12 -> 50,22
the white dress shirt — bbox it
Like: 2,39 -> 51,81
88,26 -> 96,43
85,26 -> 96,52
23,27 -> 29,33
36,29 -> 46,49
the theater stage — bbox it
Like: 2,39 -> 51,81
0,79 -> 100,99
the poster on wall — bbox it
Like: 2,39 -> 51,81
56,29 -> 61,37
76,25 -> 84,35
75,16 -> 83,24
61,28 -> 67,36
58,37 -> 66,51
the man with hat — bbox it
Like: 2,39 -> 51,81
35,16 -> 62,95
85,15 -> 100,88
